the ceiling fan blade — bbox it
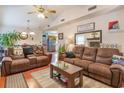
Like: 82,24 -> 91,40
34,5 -> 45,13
47,9 -> 56,13
34,5 -> 42,8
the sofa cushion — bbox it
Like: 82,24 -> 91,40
82,47 -> 97,61
64,58 -> 80,64
88,63 -> 112,79
36,56 -> 48,63
96,48 -> 120,65
11,55 -> 25,60
72,45 -> 84,58
11,58 -> 30,66
27,56 -> 37,65
74,59 -> 93,71
11,58 -> 30,73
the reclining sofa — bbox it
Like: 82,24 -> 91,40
1,45 -> 52,76
62,45 -> 124,87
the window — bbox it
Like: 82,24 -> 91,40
76,34 -> 85,45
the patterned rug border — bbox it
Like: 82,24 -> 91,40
5,73 -> 28,88
22,73 -> 29,88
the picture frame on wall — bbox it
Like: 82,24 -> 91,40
108,20 -> 120,32
77,22 -> 95,33
58,33 -> 63,40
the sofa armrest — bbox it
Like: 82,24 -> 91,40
110,64 -> 124,87
110,64 -> 124,74
44,53 -> 52,63
2,57 -> 12,62
1,57 -> 12,76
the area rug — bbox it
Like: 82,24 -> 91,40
31,67 -> 112,88
6,73 -> 28,88
31,68 -> 64,88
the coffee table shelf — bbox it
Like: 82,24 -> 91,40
50,61 -> 83,88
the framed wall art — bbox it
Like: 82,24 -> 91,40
58,33 -> 63,40
77,22 -> 95,33
108,20 -> 120,32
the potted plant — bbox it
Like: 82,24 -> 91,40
59,44 -> 66,54
58,44 -> 67,60
0,31 -> 20,48
0,31 -> 20,55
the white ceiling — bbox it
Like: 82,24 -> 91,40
0,5 -> 87,29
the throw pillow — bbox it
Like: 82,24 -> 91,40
13,46 -> 24,56
112,55 -> 124,66
11,46 -> 25,59
33,46 -> 44,56
65,52 -> 75,58
23,47 -> 33,57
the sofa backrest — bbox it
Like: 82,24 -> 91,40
82,47 -> 97,61
7,45 -> 44,59
72,45 -> 84,59
96,48 -> 120,65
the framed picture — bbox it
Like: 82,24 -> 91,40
77,22 -> 95,33
108,20 -> 120,32
58,33 -> 63,40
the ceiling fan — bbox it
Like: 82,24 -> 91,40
27,5 -> 56,19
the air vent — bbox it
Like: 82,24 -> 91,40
60,18 -> 65,22
88,5 -> 97,11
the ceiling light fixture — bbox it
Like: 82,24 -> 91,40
21,32 -> 27,35
37,13 -> 45,19
29,32 -> 35,35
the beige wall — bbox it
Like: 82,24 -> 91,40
46,6 -> 119,29
56,8 -> 124,53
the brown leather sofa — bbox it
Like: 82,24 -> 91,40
63,45 -> 124,87
1,45 -> 52,76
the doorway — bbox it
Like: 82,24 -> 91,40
42,31 -> 58,52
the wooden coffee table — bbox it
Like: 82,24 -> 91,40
50,61 -> 83,88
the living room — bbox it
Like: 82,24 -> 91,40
0,0 -> 124,92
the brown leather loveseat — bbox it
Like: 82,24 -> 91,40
1,45 -> 52,76
63,45 -> 124,87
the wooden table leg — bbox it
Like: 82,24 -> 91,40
50,65 -> 53,78
67,77 -> 75,88
79,71 -> 83,87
